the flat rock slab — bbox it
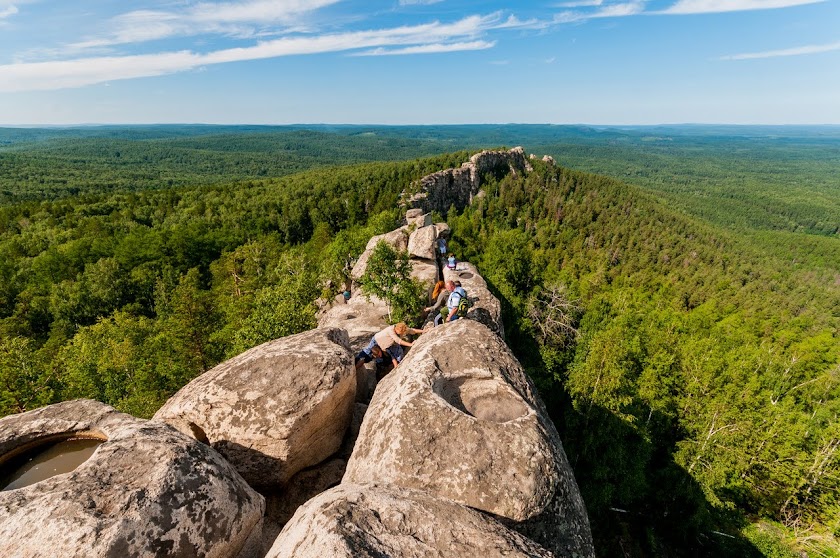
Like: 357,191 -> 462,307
154,328 -> 356,489
266,484 -> 552,558
344,320 -> 594,557
0,399 -> 264,558
443,261 -> 504,338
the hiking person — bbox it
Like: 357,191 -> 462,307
354,342 -> 384,371
444,280 -> 468,323
437,237 -> 448,263
425,280 -> 450,322
373,322 -> 425,369
446,253 -> 457,271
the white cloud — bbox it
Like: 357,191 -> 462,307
0,14 -> 501,92
354,40 -> 494,56
552,0 -> 604,7
68,0 -> 342,50
399,0 -> 445,5
554,1 -> 645,23
661,0 -> 824,14
0,4 -> 18,19
721,39 -> 840,59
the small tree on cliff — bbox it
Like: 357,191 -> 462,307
359,241 -> 425,325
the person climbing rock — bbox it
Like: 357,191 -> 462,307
445,280 -> 468,323
425,281 -> 451,325
355,342 -> 384,371
373,322 -> 425,370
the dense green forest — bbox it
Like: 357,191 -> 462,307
1,125 -> 839,557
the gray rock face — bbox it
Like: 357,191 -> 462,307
410,148 -> 530,216
154,328 -> 356,488
266,484 -> 552,558
343,320 -> 594,558
0,399 -> 264,558
444,261 -> 504,338
407,224 -> 438,261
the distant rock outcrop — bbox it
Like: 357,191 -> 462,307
0,399 -> 264,558
407,147 -> 530,215
266,484 -> 553,558
154,328 -> 356,488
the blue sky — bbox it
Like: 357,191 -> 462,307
0,0 -> 838,125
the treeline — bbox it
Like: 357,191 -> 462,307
449,161 -> 840,556
0,129 -> 462,201
0,152 -> 467,417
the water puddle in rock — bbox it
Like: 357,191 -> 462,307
0,437 -> 103,491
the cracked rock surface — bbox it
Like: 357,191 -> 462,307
0,399 -> 264,558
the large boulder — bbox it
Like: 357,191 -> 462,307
350,228 -> 410,285
261,458 -> 347,554
317,295 -> 388,353
154,328 -> 356,488
0,399 -> 264,558
410,258 -> 439,293
266,484 -> 552,558
365,227 -> 409,252
317,296 -> 389,403
407,224 -> 438,260
443,261 -> 504,338
343,320 -> 594,558
405,209 -> 432,228
434,222 -> 451,238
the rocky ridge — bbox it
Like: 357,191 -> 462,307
0,148 -> 593,557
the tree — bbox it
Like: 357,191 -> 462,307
358,241 -> 425,325
527,282 -> 582,348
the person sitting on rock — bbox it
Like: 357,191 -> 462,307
354,342 -> 384,371
374,322 -> 425,370
446,253 -> 457,270
425,281 -> 450,324
444,280 -> 468,323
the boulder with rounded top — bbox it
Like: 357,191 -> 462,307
154,328 -> 356,488
0,399 -> 264,558
407,224 -> 438,261
343,320 -> 594,558
266,484 -> 552,558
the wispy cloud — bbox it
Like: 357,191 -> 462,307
0,14 -> 503,92
661,0 -> 824,15
399,0 -> 445,5
69,0 -> 342,50
0,4 -> 19,19
354,40 -> 494,56
553,1 -> 645,23
721,39 -> 840,60
552,0 -> 604,7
